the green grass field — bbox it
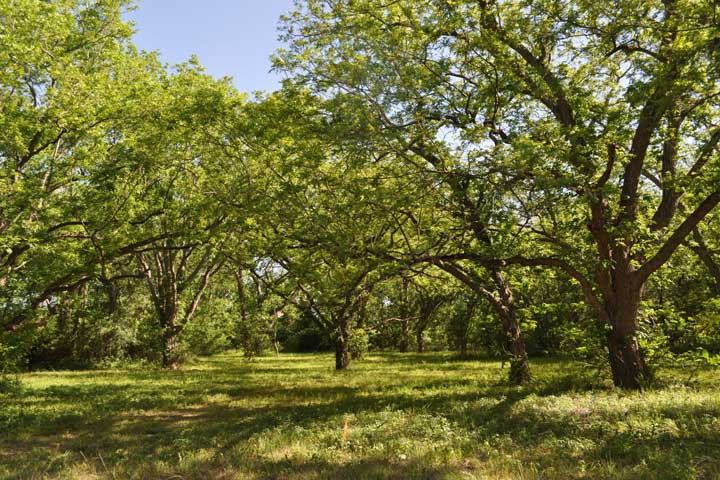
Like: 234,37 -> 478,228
1,352 -> 719,479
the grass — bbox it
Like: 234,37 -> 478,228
1,352 -> 719,479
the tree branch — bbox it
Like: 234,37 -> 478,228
637,191 -> 720,282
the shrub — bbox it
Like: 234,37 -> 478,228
349,328 -> 370,360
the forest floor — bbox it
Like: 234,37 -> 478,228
1,352 -> 719,479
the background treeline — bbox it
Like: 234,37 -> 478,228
1,0 -> 719,390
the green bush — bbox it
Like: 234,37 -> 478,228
349,328 -> 370,360
0,337 -> 25,373
182,298 -> 236,357
0,375 -> 22,394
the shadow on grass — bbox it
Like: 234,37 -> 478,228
243,457 -> 459,480
1,352 -> 718,479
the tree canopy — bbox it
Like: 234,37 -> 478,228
1,0 -> 719,391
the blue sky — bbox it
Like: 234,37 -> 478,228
125,1 -> 296,93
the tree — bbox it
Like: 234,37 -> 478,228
135,243 -> 223,367
279,0 -> 720,388
367,271 -> 450,353
277,0 -> 528,384
412,282 -> 447,353
1,0 -> 240,365
0,0 -> 151,332
116,62 -> 237,367
222,90 -> 416,369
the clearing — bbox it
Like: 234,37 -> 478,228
1,352 -> 719,479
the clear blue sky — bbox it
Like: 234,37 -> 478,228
125,1 -> 296,93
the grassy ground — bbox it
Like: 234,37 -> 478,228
1,352 -> 719,479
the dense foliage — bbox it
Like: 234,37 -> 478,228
1,0 -> 719,392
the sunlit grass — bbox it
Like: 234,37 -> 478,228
1,352 -> 718,479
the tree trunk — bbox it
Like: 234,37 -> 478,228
605,286 -> 647,389
160,306 -> 180,369
460,338 -> 468,356
502,309 -> 531,385
162,327 -> 180,369
434,261 -> 530,383
335,337 -> 350,370
399,276 -> 410,352
415,297 -> 441,353
234,269 -> 254,355
416,328 -> 425,353
102,279 -> 119,316
335,317 -> 350,370
400,320 -> 410,353
607,329 -> 646,390
236,270 -> 248,324
491,269 -> 531,385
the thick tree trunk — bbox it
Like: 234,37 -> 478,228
607,329 -> 646,389
335,318 -> 350,370
415,297 -> 440,354
162,327 -> 180,369
335,337 -> 350,370
101,279 -> 119,316
160,307 -> 181,369
605,286 -> 647,389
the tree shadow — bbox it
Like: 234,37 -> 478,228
2,353 -> 718,479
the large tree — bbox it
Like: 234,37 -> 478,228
0,0 -> 241,368
0,0 -> 160,331
279,0 -> 720,388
